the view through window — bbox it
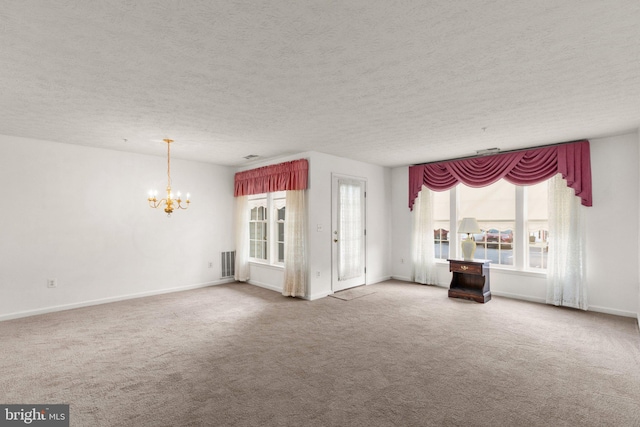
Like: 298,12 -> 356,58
459,180 -> 515,266
431,179 -> 549,270
527,181 -> 548,269
433,190 -> 450,260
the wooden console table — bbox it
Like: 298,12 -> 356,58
447,259 -> 491,303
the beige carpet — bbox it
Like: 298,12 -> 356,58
1,281 -> 639,426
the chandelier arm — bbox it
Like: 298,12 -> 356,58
148,198 -> 165,209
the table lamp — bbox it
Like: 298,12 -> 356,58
458,217 -> 481,261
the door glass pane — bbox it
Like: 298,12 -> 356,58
338,179 -> 364,280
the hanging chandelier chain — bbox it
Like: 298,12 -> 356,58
166,138 -> 172,189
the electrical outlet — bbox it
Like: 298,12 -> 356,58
47,279 -> 57,288
316,271 -> 320,277
208,262 -> 213,268
401,258 -> 405,264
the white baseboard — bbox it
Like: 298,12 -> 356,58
390,275 -> 412,282
246,279 -> 328,301
388,281 -> 638,319
0,279 -> 234,322
247,277 -> 394,301
247,279 -> 282,294
367,275 -> 392,285
490,290 -> 546,304
588,305 -> 637,319
308,291 -> 331,301
488,292 -> 636,318
390,276 -> 448,287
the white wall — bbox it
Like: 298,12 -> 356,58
307,151 -> 392,299
390,166 -> 413,282
638,130 -> 640,329
237,151 -> 391,300
586,133 -> 639,317
391,132 -> 640,318
6,131 -> 636,320
0,134 -> 235,320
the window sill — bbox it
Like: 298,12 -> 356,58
489,267 -> 547,279
249,261 -> 284,271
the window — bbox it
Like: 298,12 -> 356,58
459,180 -> 515,267
275,196 -> 286,263
248,191 -> 286,266
433,190 -> 450,260
434,180 -> 549,270
527,181 -> 548,269
249,198 -> 267,260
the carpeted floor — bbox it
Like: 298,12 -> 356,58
1,281 -> 639,426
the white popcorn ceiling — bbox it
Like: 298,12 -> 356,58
1,1 -> 639,167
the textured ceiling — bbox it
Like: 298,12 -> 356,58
1,1 -> 639,167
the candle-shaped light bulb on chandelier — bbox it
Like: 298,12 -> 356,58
147,139 -> 191,217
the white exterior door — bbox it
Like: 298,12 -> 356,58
331,175 -> 366,292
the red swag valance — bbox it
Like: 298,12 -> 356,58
408,140 -> 592,210
234,158 -> 308,197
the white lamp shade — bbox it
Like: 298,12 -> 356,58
458,217 -> 481,234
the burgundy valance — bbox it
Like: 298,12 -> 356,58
234,159 -> 308,197
409,140 -> 592,210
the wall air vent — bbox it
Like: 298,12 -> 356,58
221,251 -> 235,278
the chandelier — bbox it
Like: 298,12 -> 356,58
147,138 -> 190,216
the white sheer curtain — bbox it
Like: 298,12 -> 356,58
412,185 -> 438,285
234,195 -> 250,282
547,174 -> 587,309
283,190 -> 308,297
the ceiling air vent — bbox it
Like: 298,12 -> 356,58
476,148 -> 500,156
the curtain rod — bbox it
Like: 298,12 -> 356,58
412,138 -> 585,166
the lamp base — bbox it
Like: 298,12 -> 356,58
461,237 -> 476,261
